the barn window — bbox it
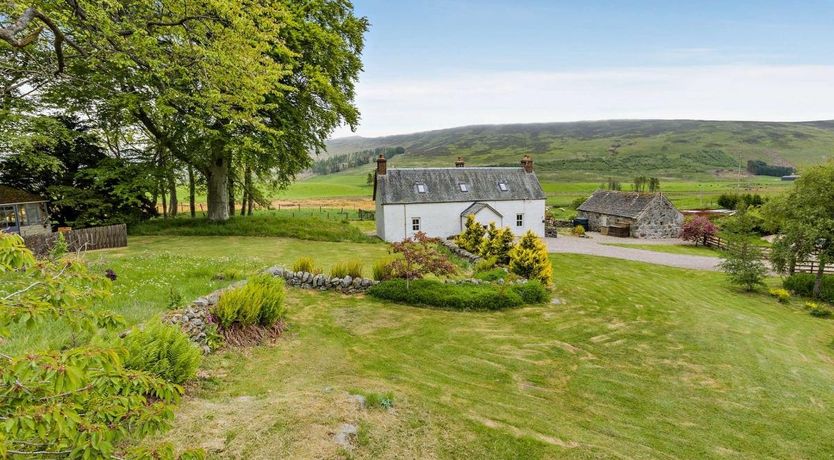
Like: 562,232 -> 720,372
416,183 -> 427,193
459,183 -> 468,192
412,217 -> 421,231
516,214 -> 524,227
498,182 -> 509,192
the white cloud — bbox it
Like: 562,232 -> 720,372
332,65 -> 834,138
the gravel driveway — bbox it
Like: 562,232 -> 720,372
546,233 -> 722,271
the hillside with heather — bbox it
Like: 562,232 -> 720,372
325,120 -> 834,180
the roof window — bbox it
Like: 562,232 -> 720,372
416,183 -> 427,193
498,182 -> 509,192
459,183 -> 468,192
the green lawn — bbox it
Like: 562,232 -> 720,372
125,239 -> 834,458
602,243 -> 721,257
6,236 -> 834,458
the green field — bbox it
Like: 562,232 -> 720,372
325,120 -> 834,179
6,235 -> 832,457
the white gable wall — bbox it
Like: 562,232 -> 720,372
377,199 -> 545,242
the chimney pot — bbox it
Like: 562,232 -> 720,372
455,156 -> 465,167
376,154 -> 387,175
521,155 -> 533,173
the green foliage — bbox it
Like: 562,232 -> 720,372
763,161 -> 834,298
311,146 -> 404,175
353,390 -> 395,410
474,256 -> 498,272
213,268 -> 245,281
167,287 -> 184,310
513,280 -> 551,304
372,258 -> 397,281
369,279 -> 522,311
571,225 -> 586,236
806,302 -> 832,318
747,159 -> 795,177
783,274 -> 834,303
717,193 -> 765,210
473,268 -> 510,282
0,237 -> 181,457
331,260 -> 362,278
292,257 -> 317,273
718,207 -> 768,291
129,213 -> 377,243
768,288 -> 791,304
330,262 -> 349,278
509,231 -> 554,285
49,232 -> 69,260
479,225 -> 515,264
0,233 -> 35,272
213,275 -> 286,329
570,197 -> 586,209
123,323 -> 202,385
456,215 -> 486,253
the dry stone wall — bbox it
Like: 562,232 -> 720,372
439,239 -> 481,263
266,266 -> 378,294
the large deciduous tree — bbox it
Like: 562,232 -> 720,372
763,161 -> 834,298
1,0 -> 368,221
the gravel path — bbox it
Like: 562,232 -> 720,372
546,233 -> 722,271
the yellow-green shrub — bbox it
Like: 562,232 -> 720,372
769,288 -> 791,304
292,257 -> 317,273
456,214 -> 486,252
212,274 -> 286,328
571,225 -> 586,236
479,226 -> 514,264
372,258 -> 396,281
509,231 -> 553,285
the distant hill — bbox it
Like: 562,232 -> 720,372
324,120 -> 834,181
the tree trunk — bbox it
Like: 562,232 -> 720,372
244,165 -> 253,216
188,164 -> 196,218
813,256 -> 826,298
228,171 -> 235,217
206,149 -> 230,221
161,183 -> 168,219
168,169 -> 178,217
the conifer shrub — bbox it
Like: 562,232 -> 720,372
123,322 -> 202,385
213,274 -> 286,328
479,225 -> 515,264
473,256 -> 497,272
509,231 -> 553,285
456,214 -> 486,252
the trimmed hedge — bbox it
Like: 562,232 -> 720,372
783,274 -> 834,303
368,279 -> 549,311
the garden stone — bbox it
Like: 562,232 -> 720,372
334,423 -> 357,449
342,276 -> 352,287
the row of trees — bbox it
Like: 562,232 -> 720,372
601,176 -> 661,192
311,146 -> 405,175
1,1 -> 368,221
747,160 -> 795,177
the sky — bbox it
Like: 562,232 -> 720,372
331,0 -> 834,138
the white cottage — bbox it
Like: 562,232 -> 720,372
373,155 -> 546,242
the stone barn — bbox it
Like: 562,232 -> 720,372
576,191 -> 683,239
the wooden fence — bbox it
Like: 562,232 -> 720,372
23,224 -> 128,258
703,234 -> 833,275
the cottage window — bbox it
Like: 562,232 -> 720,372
416,183 -> 427,193
412,217 -> 421,231
24,204 -> 42,226
459,183 -> 468,192
0,206 -> 16,230
516,213 -> 524,227
498,182 -> 509,192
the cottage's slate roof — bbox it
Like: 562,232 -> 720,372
375,167 -> 545,205
577,191 -> 663,219
0,185 -> 46,205
460,202 -> 503,218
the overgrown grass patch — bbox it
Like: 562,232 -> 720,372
129,213 -> 379,243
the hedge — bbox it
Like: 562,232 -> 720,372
783,274 -> 834,303
368,279 -> 549,311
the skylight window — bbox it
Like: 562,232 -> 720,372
459,183 -> 468,192
498,182 -> 509,192
416,183 -> 427,193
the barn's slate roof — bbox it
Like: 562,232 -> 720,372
0,185 -> 46,205
460,202 -> 503,218
375,167 -> 545,205
577,191 -> 663,219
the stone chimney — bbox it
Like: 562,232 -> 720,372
376,154 -> 387,175
455,156 -> 465,168
521,155 -> 533,173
